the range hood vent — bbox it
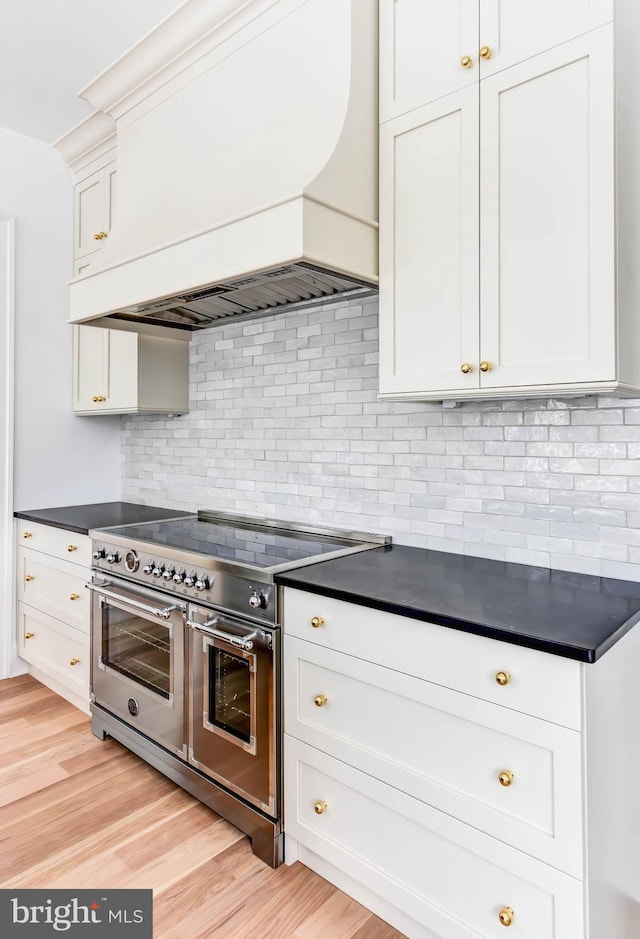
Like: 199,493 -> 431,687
56,0 -> 379,335
105,263 -> 376,332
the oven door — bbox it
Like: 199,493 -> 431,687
187,604 -> 278,817
89,577 -> 186,757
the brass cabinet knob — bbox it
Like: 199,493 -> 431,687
24,632 -> 34,640
498,907 -> 514,927
67,545 -> 77,552
498,770 -> 514,787
91,395 -> 107,403
480,45 -> 493,60
460,363 -> 473,374
22,531 -> 32,539
24,574 -> 35,582
313,800 -> 327,815
310,616 -> 324,629
460,55 -> 473,69
495,670 -> 511,686
70,593 -> 81,601
314,694 -> 328,707
479,361 -> 493,372
69,657 -> 80,666
93,231 -> 108,241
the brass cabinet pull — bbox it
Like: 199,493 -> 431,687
460,55 -> 473,69
24,632 -> 34,640
24,574 -> 35,582
498,907 -> 514,927
70,593 -> 81,601
310,616 -> 324,629
479,45 -> 493,60
67,544 -> 77,552
22,531 -> 32,539
495,671 -> 511,686
314,694 -> 328,707
69,657 -> 80,666
91,395 -> 107,403
93,231 -> 108,241
498,770 -> 514,787
460,363 -> 473,374
479,361 -> 493,372
313,800 -> 327,815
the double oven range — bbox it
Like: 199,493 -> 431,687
87,509 -> 388,866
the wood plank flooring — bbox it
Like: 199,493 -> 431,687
0,675 -> 406,938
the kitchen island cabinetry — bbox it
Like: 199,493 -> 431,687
378,1 -> 640,401
279,546 -> 640,939
16,521 -> 91,713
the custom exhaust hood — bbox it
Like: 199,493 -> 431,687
56,0 -> 379,333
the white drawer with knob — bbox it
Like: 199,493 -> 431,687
285,737 -> 584,939
17,521 -> 91,567
17,548 -> 90,632
283,588 -> 581,730
17,604 -> 89,699
285,636 -> 583,877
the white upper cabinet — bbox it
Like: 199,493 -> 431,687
73,159 -> 116,275
379,0 -> 479,122
479,0 -> 614,78
379,87 -> 480,396
379,0 -> 628,400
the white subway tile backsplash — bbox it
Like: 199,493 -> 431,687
121,299 -> 640,582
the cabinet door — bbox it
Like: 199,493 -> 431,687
479,0 -> 613,79
73,325 -> 109,412
380,0 -> 479,122
104,329 -> 139,412
479,28 -> 614,391
74,171 -> 104,260
379,87 -> 480,398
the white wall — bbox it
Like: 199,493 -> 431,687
122,298 -> 640,582
0,126 -> 122,509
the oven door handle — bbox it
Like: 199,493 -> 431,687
86,582 -> 183,620
186,618 -> 258,652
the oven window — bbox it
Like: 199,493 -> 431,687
208,647 -> 251,745
103,606 -> 172,699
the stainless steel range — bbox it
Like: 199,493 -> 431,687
87,509 -> 389,866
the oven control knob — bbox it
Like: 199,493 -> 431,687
183,572 -> 197,587
173,570 -> 186,584
248,591 -> 266,610
142,561 -> 154,575
106,552 -> 120,564
162,568 -> 175,580
92,547 -> 106,561
152,564 -> 164,577
194,575 -> 210,592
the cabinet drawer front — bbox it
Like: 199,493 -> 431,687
17,521 -> 91,567
285,637 -> 583,877
283,589 -> 582,730
18,604 -> 89,694
18,549 -> 90,632
285,738 -> 583,939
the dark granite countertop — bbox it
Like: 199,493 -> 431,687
14,502 -> 191,536
276,544 -> 640,662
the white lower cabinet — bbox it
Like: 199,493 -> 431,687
283,586 -> 640,939
16,521 -> 91,713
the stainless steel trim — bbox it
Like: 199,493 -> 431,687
87,581 -> 184,619
195,508 -> 391,546
186,617 -> 260,652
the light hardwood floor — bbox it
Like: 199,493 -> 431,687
0,675 -> 406,938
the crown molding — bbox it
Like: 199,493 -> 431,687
53,111 -> 115,170
80,0 -> 285,116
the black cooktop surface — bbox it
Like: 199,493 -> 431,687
102,517 -> 362,570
